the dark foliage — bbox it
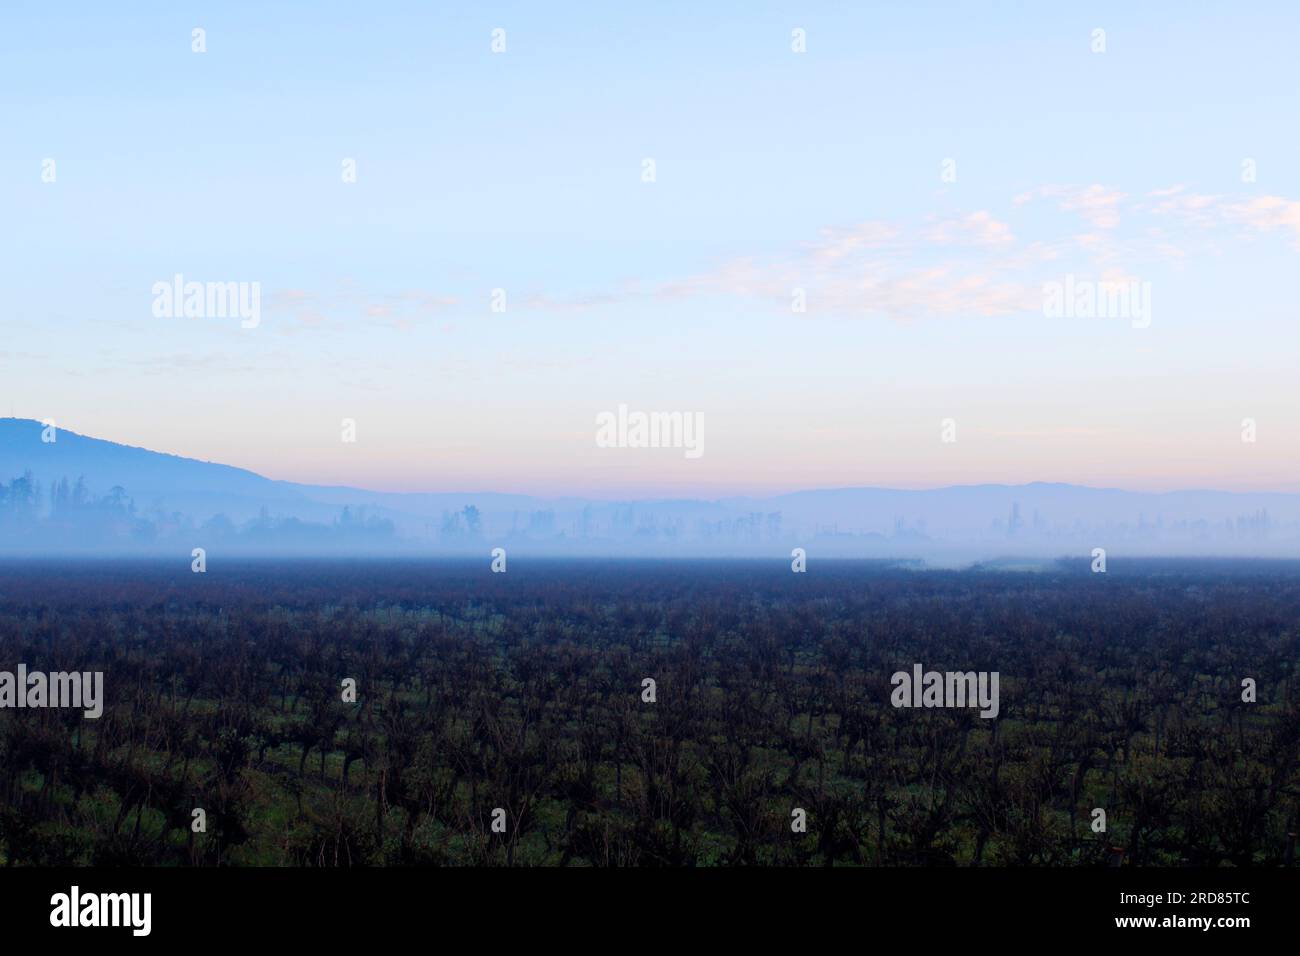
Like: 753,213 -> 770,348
0,558 -> 1297,866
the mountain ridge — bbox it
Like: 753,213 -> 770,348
1,417 -> 1296,558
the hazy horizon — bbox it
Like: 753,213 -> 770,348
2,415 -> 1297,560
3,415 -> 1295,501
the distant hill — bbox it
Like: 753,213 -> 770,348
2,418 -> 1298,558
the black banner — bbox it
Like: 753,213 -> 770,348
0,866 -> 1285,942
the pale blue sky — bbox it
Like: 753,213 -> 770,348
3,2 -> 1298,496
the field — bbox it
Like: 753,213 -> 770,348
1,558 -> 1297,867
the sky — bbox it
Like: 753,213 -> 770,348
3,1 -> 1299,498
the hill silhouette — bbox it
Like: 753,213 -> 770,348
1,418 -> 1297,558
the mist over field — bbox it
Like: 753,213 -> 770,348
2,418 -> 1295,560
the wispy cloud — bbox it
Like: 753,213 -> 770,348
559,184 -> 1300,321
925,211 -> 1016,247
265,287 -> 460,332
1014,184 -> 1128,229
269,185 -> 1300,326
